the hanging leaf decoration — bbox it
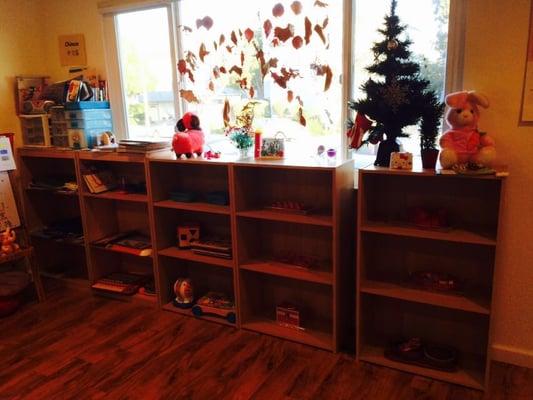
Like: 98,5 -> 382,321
314,0 -> 328,7
271,72 -> 287,88
223,99 -> 231,127
239,29 -> 243,38
199,43 -> 209,62
310,63 -> 333,91
226,45 -> 234,53
296,95 -> 304,107
304,17 -> 312,44
196,16 -> 214,30
264,20 -> 273,37
240,51 -> 245,66
292,36 -> 303,49
213,41 -> 218,51
249,86 -> 255,98
208,81 -> 215,91
219,66 -> 227,74
237,77 -> 247,89
185,51 -> 198,70
314,24 -> 326,45
231,31 -> 238,45
323,17 -> 329,29
291,1 -> 303,15
298,107 -> 306,126
271,68 -> 299,89
274,24 -> 295,42
179,25 -> 193,33
271,38 -> 281,47
272,3 -> 284,17
287,90 -> 294,102
180,89 -> 199,103
177,59 -> 187,75
219,34 -> 225,45
269,58 -> 279,68
245,28 -> 254,42
213,67 -> 220,79
229,65 -> 243,76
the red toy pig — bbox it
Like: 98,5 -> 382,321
172,112 -> 205,158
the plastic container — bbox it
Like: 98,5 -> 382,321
67,119 -> 113,129
64,101 -> 110,110
64,109 -> 112,120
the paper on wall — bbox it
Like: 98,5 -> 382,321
0,172 -> 20,230
0,137 -> 16,171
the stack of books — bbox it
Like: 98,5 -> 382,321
83,171 -> 116,194
117,139 -> 170,153
190,237 -> 232,259
93,231 -> 152,256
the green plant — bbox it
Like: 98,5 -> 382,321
228,127 -> 254,149
420,93 -> 445,150
225,101 -> 258,149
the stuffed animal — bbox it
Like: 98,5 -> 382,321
439,91 -> 496,169
172,112 -> 204,158
0,228 -> 20,256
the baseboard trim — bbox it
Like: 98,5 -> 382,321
492,343 -> 533,368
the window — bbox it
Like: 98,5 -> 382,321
116,7 -> 177,139
103,0 -> 458,158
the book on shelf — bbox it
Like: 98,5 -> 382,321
91,272 -> 147,295
93,231 -> 152,256
83,171 -> 116,194
190,238 -> 232,259
117,139 -> 170,153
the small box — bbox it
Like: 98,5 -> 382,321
276,303 -> 300,329
177,224 -> 200,249
20,114 -> 51,147
389,152 -> 413,170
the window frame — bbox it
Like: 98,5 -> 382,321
101,0 -> 465,157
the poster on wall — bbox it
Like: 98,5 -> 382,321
0,172 -> 20,231
58,34 -> 87,67
521,3 -> 533,122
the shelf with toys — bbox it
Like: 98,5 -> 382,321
356,167 -> 504,390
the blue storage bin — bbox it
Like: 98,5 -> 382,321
65,109 -> 113,120
64,101 -> 110,110
67,119 -> 113,129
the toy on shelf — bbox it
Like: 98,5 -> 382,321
190,237 -> 232,259
410,271 -> 461,292
389,152 -> 413,170
276,302 -> 302,330
172,278 -> 194,309
439,91 -> 496,169
385,338 -> 458,372
191,292 -> 236,323
407,207 -> 449,230
173,112 -> 204,158
177,224 -> 200,249
265,201 -> 314,215
0,228 -> 20,257
203,150 -> 221,160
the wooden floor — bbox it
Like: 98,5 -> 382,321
0,288 -> 531,400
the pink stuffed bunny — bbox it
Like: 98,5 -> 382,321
439,91 -> 496,169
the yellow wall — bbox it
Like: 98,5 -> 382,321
0,0 -> 47,147
0,0 -> 532,367
465,0 -> 533,368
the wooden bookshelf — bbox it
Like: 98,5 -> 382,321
158,246 -> 233,269
356,167 -> 505,390
17,148 -> 88,287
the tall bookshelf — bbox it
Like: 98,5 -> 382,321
18,148 -> 88,288
356,166 -> 505,390
77,151 -> 156,306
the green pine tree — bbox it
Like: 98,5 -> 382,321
348,0 -> 443,165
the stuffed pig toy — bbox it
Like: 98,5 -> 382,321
439,91 -> 496,169
172,112 -> 205,158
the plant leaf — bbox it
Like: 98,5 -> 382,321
199,43 -> 209,62
298,107 -> 306,126
229,65 -> 243,76
223,99 -> 231,127
274,24 -> 295,42
180,89 -> 199,103
264,20 -> 273,37
304,17 -> 312,44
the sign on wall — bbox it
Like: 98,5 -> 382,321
58,34 -> 87,67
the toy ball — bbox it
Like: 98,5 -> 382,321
173,278 -> 194,308
172,112 -> 205,158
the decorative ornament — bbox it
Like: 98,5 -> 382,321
173,278 -> 194,308
346,112 -> 373,149
387,39 -> 399,50
379,80 -> 409,113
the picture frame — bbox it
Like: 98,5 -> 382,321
260,133 -> 285,159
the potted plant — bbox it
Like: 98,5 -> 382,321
225,101 -> 257,159
420,94 -> 444,169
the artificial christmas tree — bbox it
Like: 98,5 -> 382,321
347,0 -> 443,166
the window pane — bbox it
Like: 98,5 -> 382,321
177,0 -> 343,156
351,0 -> 449,157
117,7 -> 176,139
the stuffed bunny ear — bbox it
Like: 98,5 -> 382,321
445,91 -> 469,108
467,91 -> 490,108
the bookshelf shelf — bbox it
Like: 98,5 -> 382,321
158,247 -> 233,269
240,260 -> 333,286
162,302 -> 236,327
154,200 -> 230,215
236,209 -> 333,227
83,191 -> 148,203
